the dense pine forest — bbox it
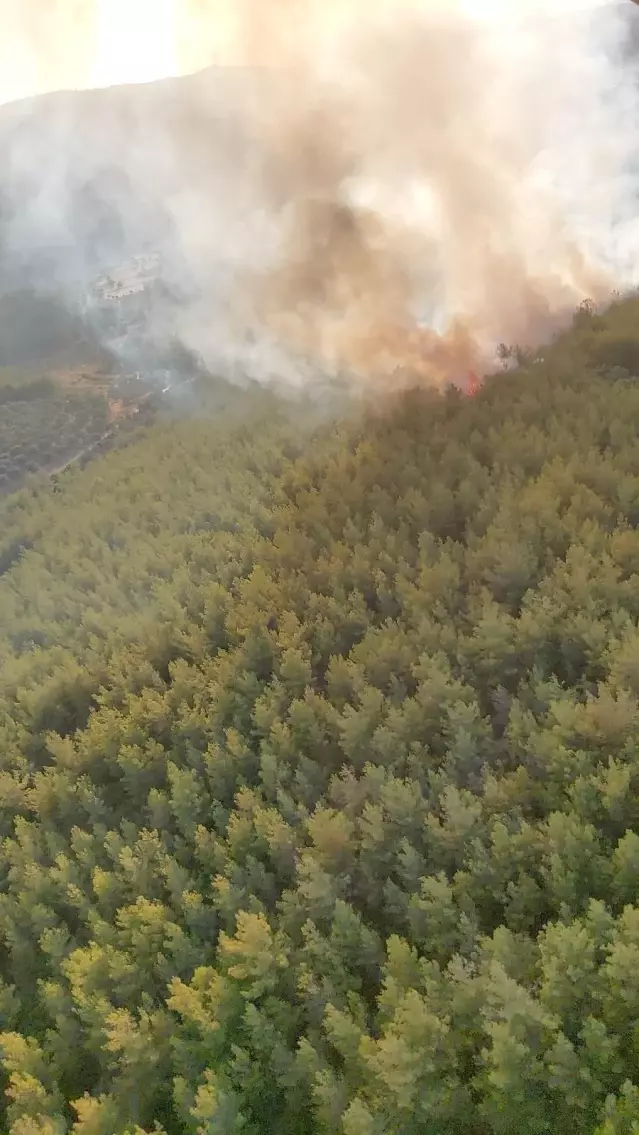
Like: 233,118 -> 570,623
1,297 -> 639,1133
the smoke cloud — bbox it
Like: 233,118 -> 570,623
168,0 -> 639,387
0,1 -> 637,389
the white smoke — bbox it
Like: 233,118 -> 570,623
0,1 -> 636,387
166,0 -> 639,383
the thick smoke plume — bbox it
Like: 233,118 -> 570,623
0,1 -> 638,389
167,0 -> 639,387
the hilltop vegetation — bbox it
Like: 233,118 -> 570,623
0,292 -> 111,373
0,299 -> 639,1133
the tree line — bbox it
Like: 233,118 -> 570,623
0,299 -> 638,1131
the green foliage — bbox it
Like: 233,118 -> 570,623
0,301 -> 637,1130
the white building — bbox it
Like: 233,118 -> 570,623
92,252 -> 161,303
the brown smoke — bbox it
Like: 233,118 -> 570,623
0,1 -> 636,389
186,0 -> 633,388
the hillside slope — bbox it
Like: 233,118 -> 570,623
0,301 -> 638,1131
0,1 -> 635,297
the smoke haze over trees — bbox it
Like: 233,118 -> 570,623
0,2 -> 636,386
0,3 -> 639,1132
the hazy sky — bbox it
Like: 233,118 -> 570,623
0,0 -> 614,106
